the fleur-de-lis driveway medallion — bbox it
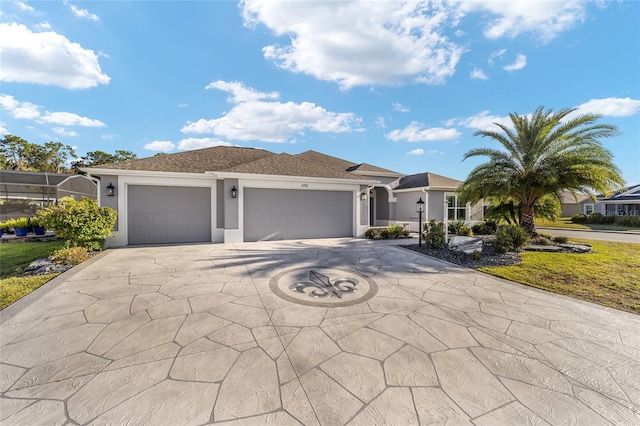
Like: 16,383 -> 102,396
289,270 -> 358,299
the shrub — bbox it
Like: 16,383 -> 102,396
448,220 -> 473,237
364,228 -> 380,239
472,220 -> 498,235
571,214 -> 587,224
37,197 -> 117,251
614,215 -> 640,227
531,236 -> 552,246
554,236 -> 569,243
51,246 -> 89,265
423,219 -> 445,249
470,250 -> 482,261
587,212 -> 615,224
494,225 -> 530,253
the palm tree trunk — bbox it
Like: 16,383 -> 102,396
520,205 -> 536,235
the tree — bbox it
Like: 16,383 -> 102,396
0,135 -> 76,172
484,195 -> 561,225
71,149 -> 137,173
1,134 -> 32,170
458,106 -> 624,235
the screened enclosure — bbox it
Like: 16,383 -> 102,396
0,170 -> 97,221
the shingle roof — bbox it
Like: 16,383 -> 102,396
346,163 -> 402,175
94,146 -> 275,173
296,150 -> 357,171
393,172 -> 463,190
296,150 -> 401,175
559,191 -> 590,205
223,153 -> 373,180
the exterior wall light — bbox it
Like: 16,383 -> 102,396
360,192 -> 367,201
106,183 -> 116,197
231,186 -> 238,199
416,197 -> 425,248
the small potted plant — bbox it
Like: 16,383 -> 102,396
30,217 -> 46,236
7,217 -> 30,237
0,221 -> 6,238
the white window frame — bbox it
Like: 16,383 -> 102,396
445,193 -> 468,221
584,203 -> 594,216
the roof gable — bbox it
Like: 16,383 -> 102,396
393,172 -> 463,190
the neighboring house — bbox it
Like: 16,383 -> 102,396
0,170 -> 97,221
598,184 -> 640,216
558,191 -> 599,217
391,172 -> 484,232
83,147 -> 474,246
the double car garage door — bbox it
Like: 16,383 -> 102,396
243,188 -> 353,242
127,185 -> 353,244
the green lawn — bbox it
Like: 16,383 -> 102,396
0,240 -> 66,310
535,217 -> 640,232
479,239 -> 640,315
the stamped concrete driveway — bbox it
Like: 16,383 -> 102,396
1,238 -> 640,425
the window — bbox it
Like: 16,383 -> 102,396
584,204 -> 594,216
446,194 -> 466,221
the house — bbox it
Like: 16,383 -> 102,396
391,172 -> 484,232
558,191 -> 597,217
598,184 -> 640,216
0,170 -> 97,221
83,147 -> 474,246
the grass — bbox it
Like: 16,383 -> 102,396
0,239 -> 67,310
479,238 -> 640,315
535,217 -> 640,232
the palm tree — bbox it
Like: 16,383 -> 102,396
459,106 -> 624,235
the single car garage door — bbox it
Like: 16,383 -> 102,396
244,188 -> 353,242
128,185 -> 211,245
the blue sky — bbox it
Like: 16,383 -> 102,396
1,0 -> 639,184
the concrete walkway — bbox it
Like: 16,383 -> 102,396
1,238 -> 639,425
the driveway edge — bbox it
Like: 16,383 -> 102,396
0,249 -> 113,324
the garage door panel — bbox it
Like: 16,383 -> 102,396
244,188 -> 352,242
128,185 -> 211,245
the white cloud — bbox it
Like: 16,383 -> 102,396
386,122 -> 460,142
470,67 -> 488,80
51,127 -> 79,137
144,141 -> 176,152
0,94 -> 40,119
178,103 -> 188,108
143,138 -> 232,152
206,80 -> 279,103
457,110 -> 512,131
0,23 -> 110,89
0,123 -> 8,134
461,0 -> 587,42
177,137 -> 232,150
504,54 -> 527,71
392,102 -> 410,113
375,117 -> 386,128
35,21 -> 51,30
408,148 -> 440,156
488,48 -> 506,66
101,134 -> 117,140
15,1 -> 35,13
183,80 -> 359,143
574,97 -> 640,117
39,112 -> 105,127
68,4 -> 100,21
241,0 -> 464,89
